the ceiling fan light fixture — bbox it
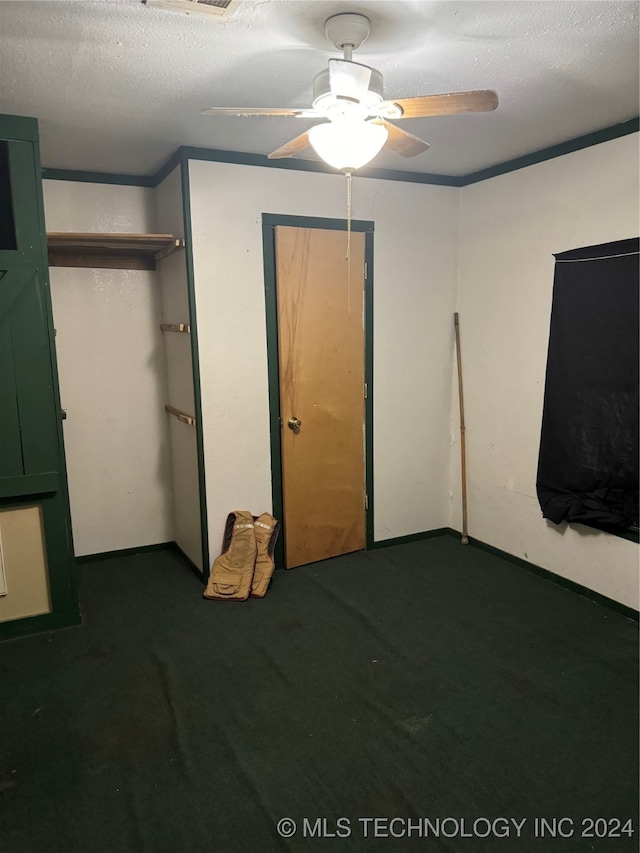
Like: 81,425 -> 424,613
312,64 -> 384,118
308,119 -> 388,172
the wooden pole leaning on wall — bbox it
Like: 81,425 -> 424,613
453,313 -> 469,545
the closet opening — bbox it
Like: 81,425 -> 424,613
45,168 -> 206,577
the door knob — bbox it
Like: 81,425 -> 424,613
287,417 -> 301,431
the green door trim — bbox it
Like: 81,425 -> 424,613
261,213 -> 375,570
179,158 -> 210,579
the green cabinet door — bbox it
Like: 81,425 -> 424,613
0,117 -> 78,639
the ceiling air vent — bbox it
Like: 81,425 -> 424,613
143,0 -> 243,21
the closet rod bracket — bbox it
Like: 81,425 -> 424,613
160,323 -> 191,333
165,405 -> 196,427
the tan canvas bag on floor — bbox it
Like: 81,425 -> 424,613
251,512 -> 280,598
203,511 -> 257,601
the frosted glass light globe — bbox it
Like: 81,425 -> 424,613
309,119 -> 388,172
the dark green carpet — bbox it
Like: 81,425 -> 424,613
1,536 -> 638,852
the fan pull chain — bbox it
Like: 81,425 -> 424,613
346,170 -> 352,316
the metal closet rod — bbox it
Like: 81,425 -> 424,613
160,323 -> 191,333
165,405 -> 196,426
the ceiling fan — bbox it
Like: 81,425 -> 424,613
202,12 -> 499,172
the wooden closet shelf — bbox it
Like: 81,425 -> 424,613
47,233 -> 185,270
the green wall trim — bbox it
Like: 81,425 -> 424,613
41,168 -> 155,187
180,144 -> 463,186
182,145 -> 326,171
459,117 -> 640,186
358,165 -> 463,186
372,528 -> 451,549
40,118 -> 639,190
180,157 -> 210,579
0,114 -> 39,143
0,607 -> 81,642
261,213 -> 375,568
76,542 -> 173,563
449,529 -> 639,622
153,149 -> 182,187
76,541 -> 204,581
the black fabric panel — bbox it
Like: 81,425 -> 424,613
537,238 -> 639,529
0,543 -> 638,852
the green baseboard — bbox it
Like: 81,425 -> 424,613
372,528 -> 450,549
76,541 -> 204,582
4,533 -> 634,642
0,607 -> 81,642
372,526 -> 638,621
448,529 -> 639,622
75,542 -> 173,563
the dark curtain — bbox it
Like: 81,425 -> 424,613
536,238 -> 639,531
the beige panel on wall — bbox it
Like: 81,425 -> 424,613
0,505 -> 52,623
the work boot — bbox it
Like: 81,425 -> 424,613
250,513 -> 280,598
203,511 -> 256,601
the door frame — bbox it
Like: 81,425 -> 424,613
261,213 -> 375,570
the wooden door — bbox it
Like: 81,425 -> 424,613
275,226 -> 366,569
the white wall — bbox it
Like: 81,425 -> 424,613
187,160 -> 459,559
42,137 -> 637,607
453,134 -> 639,609
154,166 -> 203,570
44,180 -> 174,556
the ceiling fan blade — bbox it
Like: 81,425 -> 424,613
329,59 -> 372,100
202,107 -> 315,117
376,120 -> 430,158
268,130 -> 312,159
379,90 -> 499,119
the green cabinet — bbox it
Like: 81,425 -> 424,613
0,115 -> 79,639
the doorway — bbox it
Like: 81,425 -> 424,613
262,214 -> 374,569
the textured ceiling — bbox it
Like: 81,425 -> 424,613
0,0 -> 638,177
